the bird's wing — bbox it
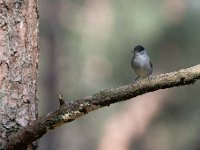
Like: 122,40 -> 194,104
150,61 -> 153,68
150,61 -> 153,73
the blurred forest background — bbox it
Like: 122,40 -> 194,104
38,0 -> 200,150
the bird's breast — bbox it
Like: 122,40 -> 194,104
132,55 -> 152,77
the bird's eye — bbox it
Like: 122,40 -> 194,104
138,47 -> 144,52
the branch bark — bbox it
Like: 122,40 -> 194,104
5,64 -> 200,149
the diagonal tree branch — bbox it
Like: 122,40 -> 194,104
5,64 -> 200,150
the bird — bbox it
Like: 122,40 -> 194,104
131,45 -> 153,81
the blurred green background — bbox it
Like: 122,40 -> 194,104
38,0 -> 200,150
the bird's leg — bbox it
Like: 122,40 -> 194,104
134,76 -> 140,82
147,75 -> 152,80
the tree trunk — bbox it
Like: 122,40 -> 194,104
0,0 -> 39,149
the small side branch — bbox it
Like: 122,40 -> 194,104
58,94 -> 65,106
5,64 -> 200,150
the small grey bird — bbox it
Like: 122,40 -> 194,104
131,45 -> 153,81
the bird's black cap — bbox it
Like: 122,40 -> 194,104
133,45 -> 145,52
